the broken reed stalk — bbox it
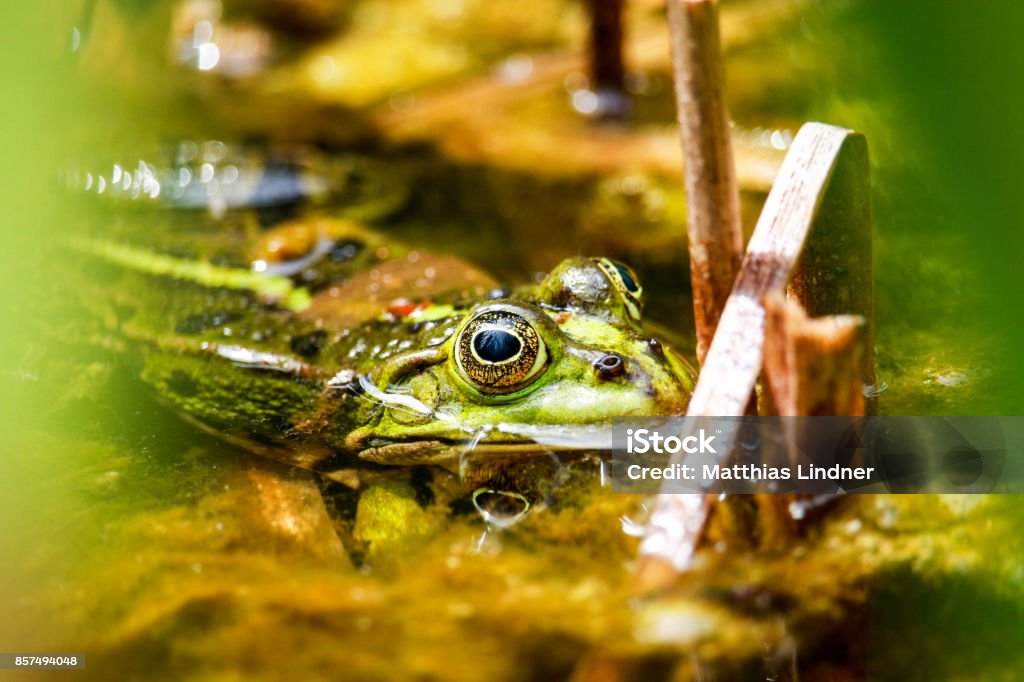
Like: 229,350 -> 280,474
758,293 -> 866,548
636,122 -> 874,592
667,0 -> 744,365
786,134 -> 877,411
686,122 -> 871,417
762,292 -> 867,419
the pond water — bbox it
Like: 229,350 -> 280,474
1,0 -> 1022,680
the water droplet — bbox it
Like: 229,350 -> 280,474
493,54 -> 533,83
193,20 -> 214,47
197,42 -> 220,71
310,54 -> 337,84
863,381 -> 888,398
571,90 -> 599,115
937,371 -> 967,387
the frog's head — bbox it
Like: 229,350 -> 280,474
529,256 -> 646,326
345,257 -> 695,466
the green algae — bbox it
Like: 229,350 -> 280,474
353,480 -> 436,567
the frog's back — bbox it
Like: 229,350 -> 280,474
73,208 -> 498,469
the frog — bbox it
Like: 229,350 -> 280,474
71,203 -> 695,527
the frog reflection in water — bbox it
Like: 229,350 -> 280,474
79,215 -> 694,528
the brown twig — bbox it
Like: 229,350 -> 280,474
667,0 -> 744,365
587,0 -> 627,117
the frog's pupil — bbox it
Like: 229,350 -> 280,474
613,262 -> 639,293
473,329 -> 521,363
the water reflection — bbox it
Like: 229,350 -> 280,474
173,0 -> 273,78
65,141 -> 340,215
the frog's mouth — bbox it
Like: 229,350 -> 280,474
357,438 -> 559,465
353,423 -> 614,466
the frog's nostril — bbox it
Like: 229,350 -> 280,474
595,353 -> 625,380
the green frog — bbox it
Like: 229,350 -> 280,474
71,192 -> 695,520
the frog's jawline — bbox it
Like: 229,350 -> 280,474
358,439 -> 581,466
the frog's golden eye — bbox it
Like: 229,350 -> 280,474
455,311 -> 548,394
594,258 -> 644,321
